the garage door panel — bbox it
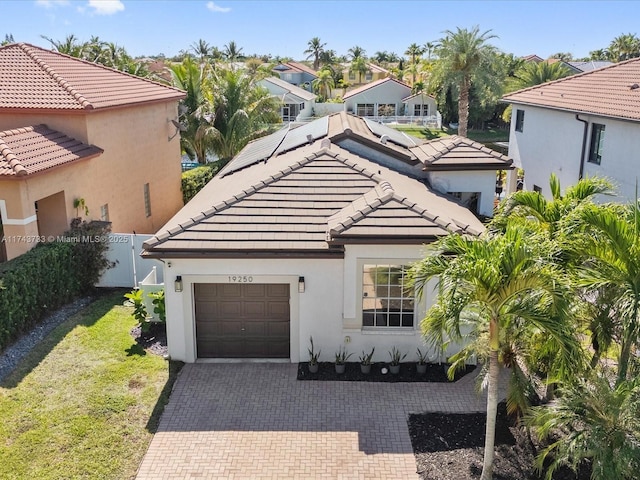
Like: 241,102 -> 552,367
244,284 -> 266,296
267,284 -> 289,297
244,301 -> 266,316
220,301 -> 242,316
194,283 -> 290,358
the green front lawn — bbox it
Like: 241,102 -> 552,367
393,125 -> 509,143
0,291 -> 179,480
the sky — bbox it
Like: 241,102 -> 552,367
3,0 -> 640,60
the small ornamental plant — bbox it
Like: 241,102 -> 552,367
359,347 -> 375,366
307,336 -> 320,373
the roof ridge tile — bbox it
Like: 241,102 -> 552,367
19,43 -> 94,110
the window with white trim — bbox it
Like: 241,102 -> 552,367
362,264 -> 414,328
378,104 -> 396,116
356,104 -> 375,116
588,123 -> 605,165
515,109 -> 525,132
365,71 -> 373,81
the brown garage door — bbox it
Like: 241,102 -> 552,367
194,283 -> 290,358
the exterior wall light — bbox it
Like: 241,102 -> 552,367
298,276 -> 305,293
175,275 -> 183,292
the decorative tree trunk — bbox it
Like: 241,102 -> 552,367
481,348 -> 499,480
458,76 -> 470,138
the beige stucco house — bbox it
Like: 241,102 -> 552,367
0,43 -> 185,262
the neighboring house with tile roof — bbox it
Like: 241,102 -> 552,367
343,78 -> 441,127
342,62 -> 389,86
503,57 -> 640,200
142,112 -> 511,363
272,61 -> 317,92
0,43 -> 185,262
257,77 -> 316,122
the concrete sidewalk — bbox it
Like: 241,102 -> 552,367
136,363 -> 492,480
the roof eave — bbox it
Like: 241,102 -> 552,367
141,248 -> 345,259
500,99 -> 640,123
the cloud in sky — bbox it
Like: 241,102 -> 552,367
206,2 -> 231,13
35,0 -> 70,8
86,0 -> 125,15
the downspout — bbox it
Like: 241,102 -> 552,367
575,114 -> 589,180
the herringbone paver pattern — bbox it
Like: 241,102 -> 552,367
136,363 -> 499,480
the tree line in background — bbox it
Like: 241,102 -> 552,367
2,29 -> 639,155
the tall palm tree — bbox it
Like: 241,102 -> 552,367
312,68 -> 335,100
409,226 -> 581,480
347,45 -> 366,60
41,34 -> 87,58
349,56 -> 369,84
573,201 -> 640,383
304,37 -> 326,70
589,48 -> 610,61
1,33 -> 14,46
424,41 -> 436,61
191,39 -> 211,63
223,40 -> 243,64
433,26 -> 498,137
405,43 -> 424,85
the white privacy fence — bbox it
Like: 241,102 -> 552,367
97,233 -> 164,288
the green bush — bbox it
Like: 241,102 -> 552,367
181,164 -> 219,204
0,219 -> 113,351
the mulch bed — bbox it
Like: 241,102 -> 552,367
130,322 -> 168,357
409,403 -> 591,480
297,362 -> 476,382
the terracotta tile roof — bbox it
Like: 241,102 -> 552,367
343,77 -> 410,99
143,142 -> 483,256
0,43 -> 185,111
503,57 -> 640,122
411,135 -> 513,171
285,61 -> 318,77
0,124 -> 103,177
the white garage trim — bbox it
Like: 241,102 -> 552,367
179,274 -> 301,363
0,200 -> 38,226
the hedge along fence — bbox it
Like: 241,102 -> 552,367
181,164 -> 219,204
0,219 -> 113,351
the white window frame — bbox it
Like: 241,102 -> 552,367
356,103 -> 375,116
357,259 -> 420,331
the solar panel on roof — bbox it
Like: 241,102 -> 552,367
218,126 -> 289,177
274,116 -> 329,155
363,118 -> 423,148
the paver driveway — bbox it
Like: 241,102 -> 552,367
136,363 -> 493,480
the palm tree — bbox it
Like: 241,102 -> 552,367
405,43 -> 424,85
589,48 -> 610,61
304,37 -> 326,71
1,34 -> 14,46
347,45 -> 366,60
527,375 -> 640,480
433,26 -> 498,137
509,61 -> 573,91
424,41 -> 436,61
408,226 -> 581,480
169,58 -> 213,164
349,56 -> 368,84
223,40 -> 243,64
191,39 -> 211,63
573,201 -> 640,383
312,68 -> 335,100
609,33 -> 640,61
41,34 -> 87,58
549,52 -> 574,62
207,68 -> 280,163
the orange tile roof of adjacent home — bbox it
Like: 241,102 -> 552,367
0,125 -> 103,177
0,43 -> 185,111
503,56 -> 640,122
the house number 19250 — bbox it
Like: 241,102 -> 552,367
228,275 -> 253,283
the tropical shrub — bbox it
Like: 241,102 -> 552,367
181,164 -> 219,204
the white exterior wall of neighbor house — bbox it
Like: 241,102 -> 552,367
161,244 -> 452,364
344,82 -> 411,115
509,105 -> 640,201
428,170 -> 497,217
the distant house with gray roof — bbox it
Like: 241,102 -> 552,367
142,112 -> 512,364
258,76 -> 317,122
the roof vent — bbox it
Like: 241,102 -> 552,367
380,134 -> 389,145
630,83 -> 640,90
306,134 -> 314,144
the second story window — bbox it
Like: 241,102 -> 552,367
588,123 -> 605,165
515,109 -> 525,132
